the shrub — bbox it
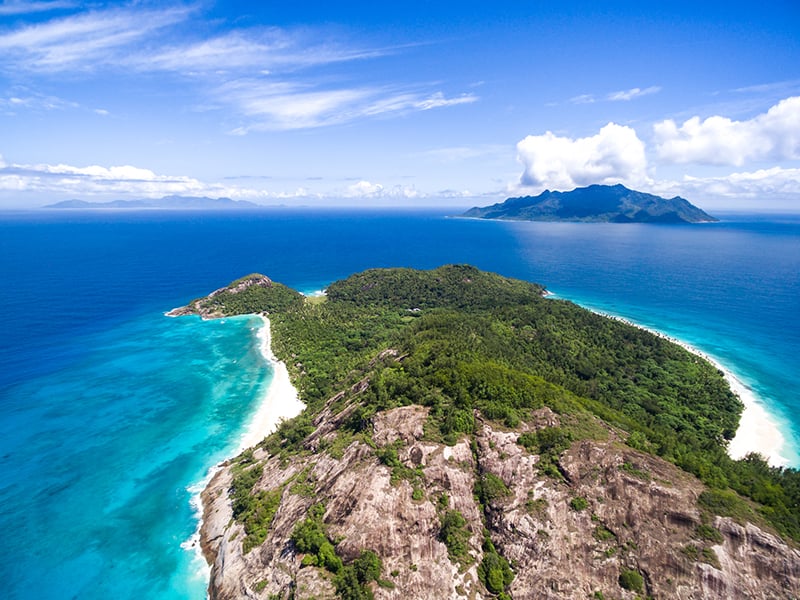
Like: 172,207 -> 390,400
439,510 -> 472,565
569,496 -> 589,511
475,472 -> 510,506
618,569 -> 644,592
478,549 -> 514,594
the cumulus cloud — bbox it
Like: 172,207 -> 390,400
344,180 -> 384,197
651,167 -> 800,202
654,96 -> 800,166
340,180 -> 421,200
516,123 -> 649,191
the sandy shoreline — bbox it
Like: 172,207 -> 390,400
183,314 -> 306,589
591,310 -> 789,467
236,314 -> 306,452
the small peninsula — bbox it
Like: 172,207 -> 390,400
173,266 -> 800,600
462,184 -> 718,223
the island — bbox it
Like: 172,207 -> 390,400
44,195 -> 259,210
172,266 -> 799,599
462,184 -> 718,223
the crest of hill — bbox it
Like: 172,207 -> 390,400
325,264 -> 546,310
463,183 -> 718,223
167,273 -> 303,318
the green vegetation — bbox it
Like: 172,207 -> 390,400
619,568 -> 644,592
229,461 -> 284,553
569,496 -> 589,512
478,536 -> 514,596
518,426 -> 573,478
204,265 -> 799,570
620,461 -> 651,481
291,504 -> 383,599
475,472 -> 510,507
189,273 -> 304,315
438,510 -> 472,566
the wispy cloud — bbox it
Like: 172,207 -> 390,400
139,29 -> 389,75
1,91 -> 76,112
0,0 -> 76,16
569,86 -> 660,105
0,4 -> 476,130
419,144 -> 510,163
0,6 -> 191,71
221,80 -> 477,132
569,93 -> 596,105
607,86 -> 661,101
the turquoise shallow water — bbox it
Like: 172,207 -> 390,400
0,311 -> 271,599
0,209 -> 798,598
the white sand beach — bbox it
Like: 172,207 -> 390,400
236,315 -> 306,452
595,312 -> 790,467
184,314 -> 306,580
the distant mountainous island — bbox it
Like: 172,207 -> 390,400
463,184 -> 718,223
45,195 -> 259,210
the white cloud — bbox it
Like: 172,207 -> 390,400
0,6 -> 190,70
654,96 -> 800,166
140,30 -> 387,75
344,180 -> 384,197
222,79 -> 477,131
516,123 -> 649,191
0,1 -> 75,16
569,94 -> 596,105
0,159 -> 217,198
651,167 -> 800,202
0,5 -> 477,130
607,86 -> 661,101
569,86 -> 660,105
419,144 -> 509,163
1,91 -> 76,111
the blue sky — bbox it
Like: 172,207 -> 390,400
1,0 -> 799,209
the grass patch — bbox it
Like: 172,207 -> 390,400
620,461 -> 651,481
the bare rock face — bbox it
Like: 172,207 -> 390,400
201,405 -> 800,600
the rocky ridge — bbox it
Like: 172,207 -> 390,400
201,400 -> 800,599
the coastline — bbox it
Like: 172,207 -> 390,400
583,307 -> 790,467
236,314 -> 306,452
183,313 -> 306,591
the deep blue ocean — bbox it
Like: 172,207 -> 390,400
1,208 -> 798,599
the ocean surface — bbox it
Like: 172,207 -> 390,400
1,208 -> 798,599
